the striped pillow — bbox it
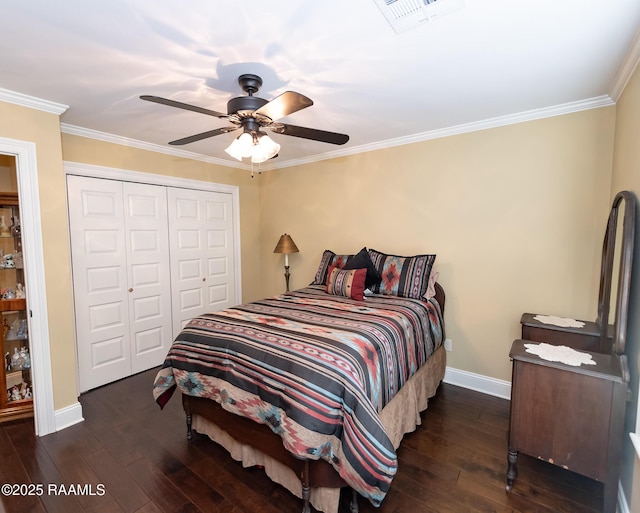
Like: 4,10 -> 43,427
311,250 -> 353,285
326,265 -> 367,301
368,249 -> 436,299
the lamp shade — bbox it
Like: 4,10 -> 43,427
251,133 -> 280,164
273,234 -> 299,254
225,132 -> 254,161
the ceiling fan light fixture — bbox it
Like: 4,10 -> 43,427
225,132 -> 254,160
225,131 -> 280,163
251,133 -> 280,164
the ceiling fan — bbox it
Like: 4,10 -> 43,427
141,74 -> 349,162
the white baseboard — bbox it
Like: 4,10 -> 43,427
54,402 -> 84,432
443,366 -> 511,399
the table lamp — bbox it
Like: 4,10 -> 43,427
273,233 -> 299,292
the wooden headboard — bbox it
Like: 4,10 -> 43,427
434,282 -> 445,314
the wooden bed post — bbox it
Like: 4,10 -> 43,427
186,412 -> 193,442
182,395 -> 193,442
301,460 -> 311,513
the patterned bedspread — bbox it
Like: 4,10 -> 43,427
153,285 -> 444,506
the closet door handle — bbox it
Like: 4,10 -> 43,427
202,277 -> 206,282
128,288 -> 133,292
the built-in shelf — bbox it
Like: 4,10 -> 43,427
0,191 -> 31,423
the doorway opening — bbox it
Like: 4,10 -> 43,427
0,137 -> 55,436
0,154 -> 33,425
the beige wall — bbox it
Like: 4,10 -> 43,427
610,61 -> 640,512
260,108 -> 615,381
0,101 -> 75,412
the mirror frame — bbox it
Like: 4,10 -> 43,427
596,190 -> 636,356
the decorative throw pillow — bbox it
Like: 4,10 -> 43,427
342,247 -> 382,289
311,250 -> 353,285
326,265 -> 367,301
424,270 -> 439,300
368,249 -> 436,299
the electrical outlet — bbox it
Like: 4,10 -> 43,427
444,338 -> 453,351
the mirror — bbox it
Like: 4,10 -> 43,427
596,190 -> 636,358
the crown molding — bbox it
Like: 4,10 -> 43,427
610,27 -> 640,101
0,87 -> 68,115
0,81 -> 624,171
61,94 -> 614,172
60,123 -> 245,169
270,95 -> 615,170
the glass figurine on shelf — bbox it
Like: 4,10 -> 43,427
5,321 -> 16,340
11,216 -> 20,237
3,254 -> 15,268
9,385 -> 20,402
17,319 -> 27,339
11,347 -> 24,370
16,283 -> 25,299
20,346 -> 29,369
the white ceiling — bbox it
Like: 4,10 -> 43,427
1,0 -> 640,170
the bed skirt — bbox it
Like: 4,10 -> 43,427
190,344 -> 446,513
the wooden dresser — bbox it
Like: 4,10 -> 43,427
507,339 -> 627,513
520,313 -> 612,353
506,190 -> 636,513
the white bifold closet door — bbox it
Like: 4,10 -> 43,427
68,176 -> 172,392
168,187 -> 236,339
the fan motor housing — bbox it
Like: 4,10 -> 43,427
227,96 -> 268,116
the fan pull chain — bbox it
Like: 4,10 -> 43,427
250,161 -> 263,178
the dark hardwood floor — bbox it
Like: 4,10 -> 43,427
0,368 -> 603,513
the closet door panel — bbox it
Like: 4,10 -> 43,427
67,175 -> 131,392
123,182 -> 172,373
203,195 -> 234,309
170,192 -> 205,334
168,188 -> 236,339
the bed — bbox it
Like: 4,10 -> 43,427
153,248 -> 445,513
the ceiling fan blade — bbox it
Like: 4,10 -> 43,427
140,95 -> 227,118
254,92 -> 313,121
270,123 -> 349,145
169,126 -> 238,145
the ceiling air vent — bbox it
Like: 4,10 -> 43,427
374,0 -> 465,33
